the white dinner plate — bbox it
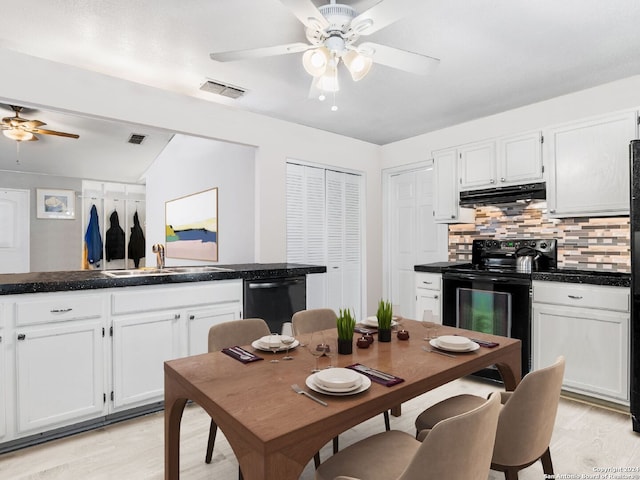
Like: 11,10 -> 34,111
251,337 -> 300,352
430,338 -> 480,353
306,372 -> 371,396
362,316 -> 399,328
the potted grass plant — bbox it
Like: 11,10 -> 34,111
336,308 -> 356,354
377,299 -> 393,342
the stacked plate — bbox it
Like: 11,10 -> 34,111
306,367 -> 371,396
361,316 -> 399,328
430,335 -> 480,353
251,334 -> 299,352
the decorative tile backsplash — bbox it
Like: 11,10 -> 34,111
448,201 -> 630,272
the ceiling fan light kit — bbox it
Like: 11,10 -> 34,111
209,0 -> 440,106
1,105 -> 79,143
3,129 -> 35,142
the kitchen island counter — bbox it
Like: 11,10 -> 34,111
0,263 -> 326,295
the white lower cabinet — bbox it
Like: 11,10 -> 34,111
112,311 -> 182,410
532,281 -> 629,404
0,303 -> 6,440
15,319 -> 106,433
187,304 -> 241,356
109,280 -> 243,411
11,291 -> 108,435
415,272 -> 442,323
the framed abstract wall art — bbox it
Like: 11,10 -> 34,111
165,187 -> 218,261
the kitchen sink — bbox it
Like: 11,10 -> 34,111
102,266 -> 233,278
163,266 -> 233,274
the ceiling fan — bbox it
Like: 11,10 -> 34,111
210,0 -> 440,97
1,105 -> 80,142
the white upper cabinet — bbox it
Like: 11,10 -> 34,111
458,132 -> 543,190
432,148 -> 475,224
498,130 -> 543,184
458,140 -> 496,190
545,110 -> 637,217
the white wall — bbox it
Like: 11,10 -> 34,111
380,75 -> 640,168
144,134 -> 256,265
0,49 -> 383,314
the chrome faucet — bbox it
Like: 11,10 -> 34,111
152,244 -> 165,269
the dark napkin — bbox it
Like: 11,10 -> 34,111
346,363 -> 404,387
471,338 -> 499,348
221,346 -> 263,363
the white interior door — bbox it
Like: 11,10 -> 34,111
388,166 -> 447,318
0,188 -> 29,273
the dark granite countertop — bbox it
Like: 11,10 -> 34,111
0,263 -> 326,295
532,268 -> 630,287
414,263 -> 630,287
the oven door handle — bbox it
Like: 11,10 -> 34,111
444,273 -> 529,285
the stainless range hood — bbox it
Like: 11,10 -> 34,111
459,182 -> 546,206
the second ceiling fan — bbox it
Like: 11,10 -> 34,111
210,0 -> 440,95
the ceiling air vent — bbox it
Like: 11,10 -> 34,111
200,79 -> 246,99
128,134 -> 146,145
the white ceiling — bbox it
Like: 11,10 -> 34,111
2,0 -> 640,180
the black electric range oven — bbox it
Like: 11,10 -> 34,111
441,238 -> 557,381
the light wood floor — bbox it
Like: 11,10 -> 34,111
1,377 -> 639,480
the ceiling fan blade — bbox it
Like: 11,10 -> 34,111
349,0 -> 413,36
29,128 -> 79,139
359,42 -> 440,76
210,42 -> 311,62
23,120 -> 46,129
278,0 -> 329,30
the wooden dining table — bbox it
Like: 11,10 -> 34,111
164,320 -> 521,480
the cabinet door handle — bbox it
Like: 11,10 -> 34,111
567,295 -> 583,300
434,295 -> 439,299
17,333 -> 26,341
174,314 -> 181,320
189,315 -> 195,320
500,177 -> 506,182
549,209 -> 556,214
50,308 -> 73,313
489,179 -> 495,184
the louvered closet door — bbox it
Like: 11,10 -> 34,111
286,163 -> 326,264
286,163 -> 327,308
326,170 -> 362,320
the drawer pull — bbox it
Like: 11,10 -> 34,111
17,333 -> 26,341
50,308 -> 73,313
567,295 -> 583,300
422,281 -> 433,285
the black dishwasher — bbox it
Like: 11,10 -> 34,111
243,276 -> 306,333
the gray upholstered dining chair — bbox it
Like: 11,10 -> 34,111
205,318 -> 271,480
315,391 -> 501,480
292,309 -> 391,461
414,356 -> 565,480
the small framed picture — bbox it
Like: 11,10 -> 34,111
36,188 -> 76,219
